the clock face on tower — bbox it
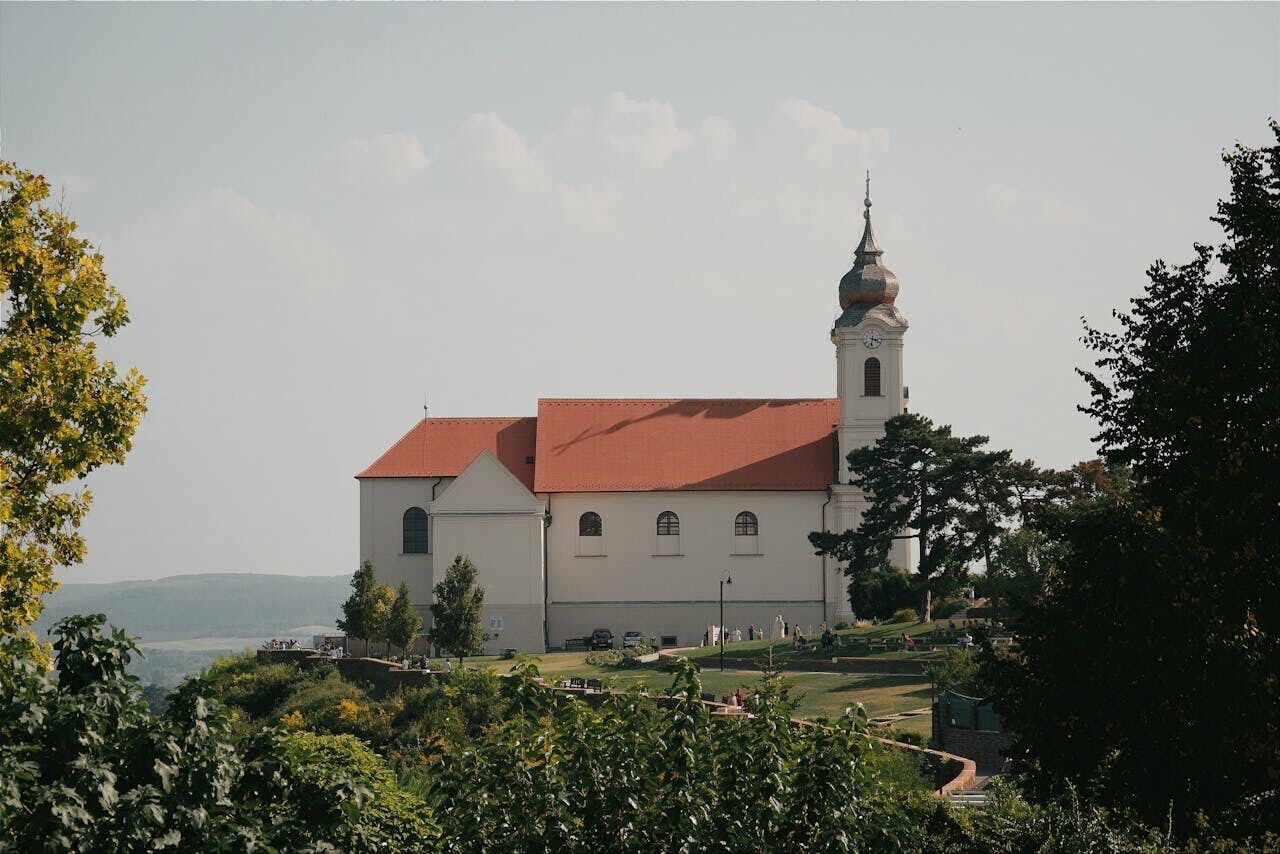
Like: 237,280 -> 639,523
862,329 -> 882,349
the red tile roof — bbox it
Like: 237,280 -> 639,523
356,417 -> 537,490
533,399 -> 838,492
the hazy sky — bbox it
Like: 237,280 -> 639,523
2,3 -> 1277,584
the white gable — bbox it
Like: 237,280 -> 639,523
432,450 -> 543,514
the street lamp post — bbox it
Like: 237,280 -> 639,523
719,570 -> 733,672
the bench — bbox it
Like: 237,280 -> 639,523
586,679 -> 603,691
564,637 -> 589,651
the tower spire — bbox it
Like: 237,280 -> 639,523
835,172 -> 899,322
855,169 -> 882,257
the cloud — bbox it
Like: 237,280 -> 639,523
429,93 -> 888,241
335,132 -> 431,188
133,187 -> 353,294
981,183 -> 1087,227
767,99 -> 890,169
592,92 -> 691,170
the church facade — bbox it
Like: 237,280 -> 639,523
357,187 -> 911,654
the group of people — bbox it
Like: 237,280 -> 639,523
398,655 -> 452,674
319,641 -> 345,659
819,626 -> 845,651
262,638 -> 301,650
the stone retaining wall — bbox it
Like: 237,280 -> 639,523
934,723 -> 1014,774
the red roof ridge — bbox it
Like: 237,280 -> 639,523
537,397 -> 837,405
420,416 -> 533,423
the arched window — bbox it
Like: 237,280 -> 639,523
656,511 -> 680,536
864,357 -> 881,397
734,511 -> 758,536
402,507 -> 428,554
579,512 -> 602,537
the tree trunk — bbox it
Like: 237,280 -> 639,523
924,588 -> 932,623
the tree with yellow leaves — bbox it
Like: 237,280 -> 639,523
0,162 -> 147,639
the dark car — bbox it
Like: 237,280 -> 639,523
589,628 -> 614,650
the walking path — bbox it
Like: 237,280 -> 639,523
868,706 -> 932,728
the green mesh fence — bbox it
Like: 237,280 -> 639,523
939,689 -> 1003,732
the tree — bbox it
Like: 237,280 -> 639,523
386,581 -> 422,657
0,162 -> 148,638
337,559 -> 377,656
0,614 -> 440,849
367,585 -> 395,659
990,122 -> 1280,830
428,555 -> 485,666
845,564 -> 915,622
810,413 -> 1014,620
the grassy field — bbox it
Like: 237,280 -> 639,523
468,650 -> 933,731
680,620 -> 949,664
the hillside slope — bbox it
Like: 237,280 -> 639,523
35,573 -> 351,643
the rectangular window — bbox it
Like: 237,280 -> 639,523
489,616 -> 504,631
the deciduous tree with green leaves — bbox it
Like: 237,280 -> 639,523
367,584 -> 395,659
0,614 -> 440,850
385,581 -> 420,657
0,162 -> 147,639
989,122 -> 1280,831
428,554 -> 485,665
336,559 -> 378,656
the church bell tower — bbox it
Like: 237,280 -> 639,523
829,175 -> 912,613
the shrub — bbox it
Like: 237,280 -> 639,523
0,614 -> 441,851
273,670 -> 365,723
280,731 -> 441,849
215,662 -> 308,719
926,647 -> 986,695
890,607 -> 920,624
585,650 -> 622,666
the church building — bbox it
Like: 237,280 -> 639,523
357,183 -> 911,654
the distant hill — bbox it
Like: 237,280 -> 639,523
34,573 -> 353,687
35,573 -> 351,643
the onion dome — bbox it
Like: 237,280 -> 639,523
835,173 -> 906,329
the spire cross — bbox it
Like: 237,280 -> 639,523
864,171 -> 872,219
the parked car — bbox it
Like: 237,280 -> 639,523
589,628 -> 614,650
621,631 -> 646,648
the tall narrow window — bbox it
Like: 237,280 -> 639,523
657,511 -> 680,536
734,511 -> 758,536
864,357 -> 882,397
579,512 -> 602,537
402,507 -> 428,554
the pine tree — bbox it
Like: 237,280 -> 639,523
428,555 -> 485,666
809,413 -> 1014,620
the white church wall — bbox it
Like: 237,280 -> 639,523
545,490 -> 830,647
358,477 -> 439,610
430,451 -> 547,654
432,514 -> 545,654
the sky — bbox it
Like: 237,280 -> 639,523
1,3 -> 1277,584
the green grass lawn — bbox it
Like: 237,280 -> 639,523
680,620 -> 946,664
473,650 -> 934,724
